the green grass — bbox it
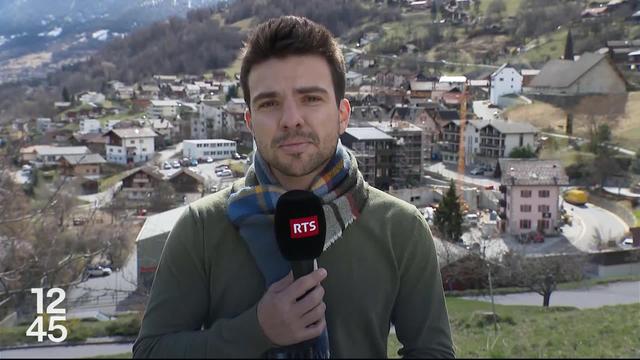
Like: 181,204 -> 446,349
518,28 -> 567,65
0,314 -> 140,348
634,209 -> 640,226
389,298 -> 640,358
479,0 -> 523,17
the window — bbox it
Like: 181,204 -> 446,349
139,139 -> 143,144
539,190 -> 550,198
118,149 -> 122,153
130,140 -> 135,144
538,205 -> 550,213
520,219 -> 531,229
521,190 -> 532,198
520,204 -> 532,212
537,220 -> 550,230
109,148 -> 113,152
142,148 -> 147,152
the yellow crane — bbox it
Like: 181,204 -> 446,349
456,83 -> 468,202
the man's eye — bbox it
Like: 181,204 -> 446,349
258,100 -> 277,109
305,95 -> 322,103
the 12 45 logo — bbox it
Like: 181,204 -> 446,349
25,288 -> 68,343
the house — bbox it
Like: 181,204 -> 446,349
103,128 -> 157,165
369,120 -> 424,188
581,6 -> 608,18
36,118 -> 52,133
59,153 -> 106,177
76,91 -> 106,106
440,119 -> 539,167
20,145 -> 90,166
120,166 -> 164,203
138,84 -> 160,100
409,79 -> 436,103
629,50 -> 640,71
148,100 -> 180,119
346,71 -> 364,88
115,86 -> 136,100
498,159 -> 569,235
167,168 -> 205,193
54,102 -> 72,111
349,106 -> 387,125
438,76 -> 467,92
72,132 -> 108,155
226,98 -> 247,114
490,64 -> 523,106
340,127 -> 395,190
185,84 -> 201,99
521,69 -> 541,87
79,119 -> 102,134
182,139 -> 237,161
145,118 -> 176,145
408,0 -> 432,11
526,52 -> 627,96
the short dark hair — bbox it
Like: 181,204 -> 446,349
240,16 -> 346,110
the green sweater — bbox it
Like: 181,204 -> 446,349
133,183 -> 454,358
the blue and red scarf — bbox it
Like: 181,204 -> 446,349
227,142 -> 368,358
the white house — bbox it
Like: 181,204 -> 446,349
193,97 -> 235,139
183,139 -> 237,161
77,91 -> 106,106
148,100 -> 180,119
103,128 -> 157,165
36,118 -> 52,133
226,98 -> 247,114
20,145 -> 91,166
346,71 -> 364,88
105,120 -> 121,131
490,64 -> 523,106
79,119 -> 102,134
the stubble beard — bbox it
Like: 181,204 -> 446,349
259,129 -> 338,178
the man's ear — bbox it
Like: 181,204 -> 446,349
244,109 -> 253,133
338,98 -> 351,134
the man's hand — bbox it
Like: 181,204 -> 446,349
257,268 -> 327,346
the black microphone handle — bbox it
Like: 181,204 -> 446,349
290,259 -> 316,280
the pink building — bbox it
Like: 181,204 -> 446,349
498,159 -> 569,236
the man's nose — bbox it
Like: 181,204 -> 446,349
279,97 -> 303,129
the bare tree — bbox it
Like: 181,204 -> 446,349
498,250 -> 587,307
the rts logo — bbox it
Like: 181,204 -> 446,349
289,216 -> 319,239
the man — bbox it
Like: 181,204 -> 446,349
133,16 -> 454,358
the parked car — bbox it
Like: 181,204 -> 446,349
163,161 -> 172,170
217,169 -> 233,177
622,238 -> 634,246
205,157 -> 214,163
171,160 -> 181,169
190,159 -> 199,167
469,167 -> 484,176
73,217 -> 88,226
86,266 -> 112,278
232,152 -> 242,160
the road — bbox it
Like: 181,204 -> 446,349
154,142 -> 183,165
464,281 -> 640,309
76,182 -> 122,208
0,342 -> 133,358
65,247 -> 139,317
561,201 -> 629,252
425,162 -> 501,189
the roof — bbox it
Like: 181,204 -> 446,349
439,75 -> 467,83
183,139 -> 236,144
499,159 -> 569,186
107,128 -> 158,139
28,145 -> 90,156
607,39 -> 640,48
343,127 -> 394,141
368,120 -> 423,133
121,166 -> 164,182
529,52 -> 609,89
61,153 -> 106,165
150,99 -> 179,107
167,168 -> 205,183
485,120 -> 538,134
410,80 -> 435,91
136,206 -> 187,242
521,69 -> 541,76
629,50 -> 640,56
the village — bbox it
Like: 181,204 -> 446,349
0,1 -> 639,355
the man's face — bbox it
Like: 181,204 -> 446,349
245,55 -> 350,178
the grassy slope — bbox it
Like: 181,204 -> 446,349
479,0 -> 524,17
388,298 -> 640,358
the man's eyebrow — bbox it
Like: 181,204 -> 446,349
251,91 -> 279,105
295,86 -> 330,95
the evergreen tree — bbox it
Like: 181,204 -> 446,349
434,180 -> 463,243
431,2 -> 438,20
62,87 -> 70,102
563,29 -> 574,61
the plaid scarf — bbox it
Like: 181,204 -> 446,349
227,142 -> 368,358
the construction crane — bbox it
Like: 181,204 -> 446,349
456,82 -> 468,201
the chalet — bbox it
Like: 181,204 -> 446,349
121,166 -> 164,203
103,128 -> 157,165
167,168 -> 205,193
59,153 -> 106,177
20,145 -> 90,166
490,64 -> 523,106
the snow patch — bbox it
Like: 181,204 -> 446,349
92,29 -> 109,41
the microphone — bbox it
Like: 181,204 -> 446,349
274,190 -> 326,281
272,190 -> 328,358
